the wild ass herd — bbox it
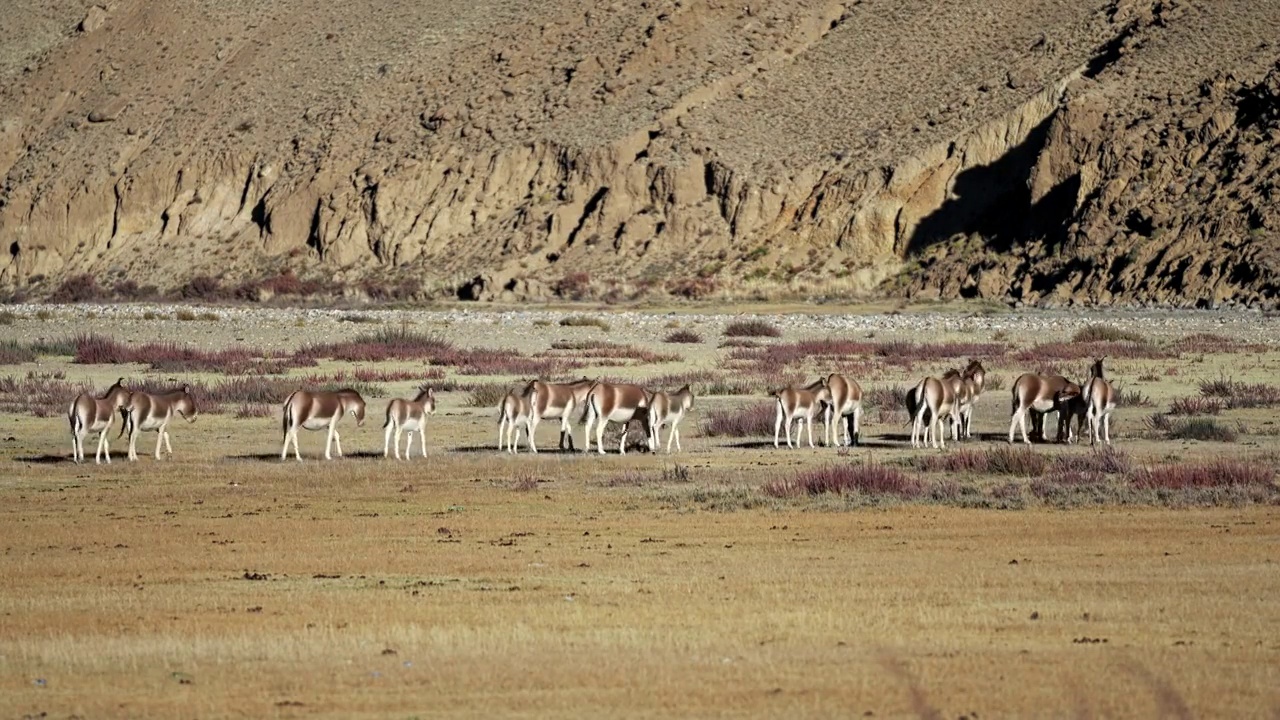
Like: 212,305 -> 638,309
64,358 -> 1120,463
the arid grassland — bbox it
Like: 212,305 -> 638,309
2,303 -> 1279,718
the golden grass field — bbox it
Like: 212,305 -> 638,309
2,303 -> 1279,718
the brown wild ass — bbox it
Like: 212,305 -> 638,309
68,378 -> 132,464
910,375 -> 959,449
526,377 -> 594,451
281,389 -> 366,461
383,387 -> 436,459
647,385 -> 695,453
1052,381 -> 1087,443
581,381 -> 651,455
955,360 -> 986,439
823,373 -> 863,447
1082,358 -> 1117,445
1008,372 -> 1075,444
498,386 -> 538,453
119,385 -> 198,461
774,379 -> 832,449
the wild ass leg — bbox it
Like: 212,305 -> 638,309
403,431 -> 413,458
163,429 -> 173,457
774,402 -> 784,449
526,416 -> 538,454
851,407 -> 862,447
384,422 -> 394,458
1103,412 -> 1112,446
96,429 -> 111,464
806,412 -> 817,449
420,425 -> 428,458
595,416 -> 608,455
323,417 -> 338,460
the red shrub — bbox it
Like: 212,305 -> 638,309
1130,460 -> 1274,489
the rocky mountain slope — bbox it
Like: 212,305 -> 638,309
1,0 -> 1277,306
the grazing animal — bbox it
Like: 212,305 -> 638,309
383,387 -> 436,459
68,378 -> 132,464
1052,382 -> 1087,444
910,375 -> 959,449
647,385 -> 695,453
1008,372 -> 1075,445
581,381 -> 651,454
956,360 -> 987,439
498,386 -> 537,453
941,369 -> 974,443
280,389 -> 366,461
774,379 -> 832,449
1082,358 -> 1117,445
119,385 -> 198,461
525,377 -> 594,451
824,373 -> 864,447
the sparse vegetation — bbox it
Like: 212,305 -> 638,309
1071,324 -> 1146,344
723,319 -> 781,338
558,315 -> 611,331
663,329 -> 703,344
763,462 -> 924,499
700,402 -> 775,438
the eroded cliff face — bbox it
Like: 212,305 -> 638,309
1,0 -> 1277,305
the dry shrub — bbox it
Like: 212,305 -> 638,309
763,462 -> 924,498
1017,341 -> 1170,361
1168,396 -> 1224,416
915,446 -> 1047,477
553,272 -> 592,301
865,386 -> 907,409
668,277 -> 717,299
558,315 -> 611,331
723,319 -> 781,338
664,329 -> 703,344
233,403 -> 273,419
1198,376 -> 1280,409
0,371 -> 89,416
1130,460 -> 1273,489
1117,385 -> 1154,407
1049,447 -> 1132,475
1165,418 -> 1239,442
1072,324 -> 1146,343
701,402 -> 774,437
177,275 -> 224,300
0,340 -> 38,365
49,274 -> 105,303
465,383 -> 510,408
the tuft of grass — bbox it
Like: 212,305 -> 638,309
723,319 -> 782,338
763,462 -> 924,498
198,312 -> 221,322
663,329 -> 703,344
175,309 -> 198,321
559,315 -> 611,331
1072,324 -> 1146,344
339,313 -> 379,324
700,402 -> 775,438
0,310 -> 17,325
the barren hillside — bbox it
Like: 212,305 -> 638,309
1,0 -> 1277,306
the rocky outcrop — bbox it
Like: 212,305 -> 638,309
1,0 -> 1278,305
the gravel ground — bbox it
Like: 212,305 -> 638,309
2,303 -> 1277,353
